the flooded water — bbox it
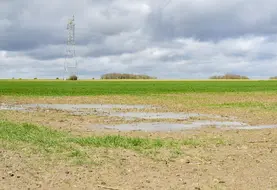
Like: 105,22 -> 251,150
1,103 -> 277,131
232,125 -> 277,130
108,112 -> 222,120
91,120 -> 277,132
22,104 -> 156,110
0,103 -> 222,120
93,122 -> 201,132
0,104 -> 25,111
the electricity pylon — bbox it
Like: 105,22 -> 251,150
64,15 -> 77,80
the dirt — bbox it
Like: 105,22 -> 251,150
1,102 -> 276,133
2,93 -> 277,125
1,129 -> 277,190
1,95 -> 277,189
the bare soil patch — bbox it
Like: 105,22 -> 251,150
1,94 -> 277,189
1,129 -> 277,190
2,92 -> 277,125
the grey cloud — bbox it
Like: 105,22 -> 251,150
24,45 -> 65,60
0,0 -> 149,52
1,0 -> 277,79
145,0 -> 277,41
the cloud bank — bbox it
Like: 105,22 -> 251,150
1,0 -> 277,79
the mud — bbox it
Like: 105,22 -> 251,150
22,103 -> 156,110
108,112 -> 223,120
0,103 -> 224,120
1,103 -> 277,132
233,125 -> 277,130
92,121 -> 277,132
0,104 -> 25,111
2,98 -> 277,189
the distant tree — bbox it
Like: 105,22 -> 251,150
101,73 -> 157,80
34,78 -> 37,80
56,77 -> 59,80
68,75 -> 78,80
209,73 -> 249,79
269,76 -> 277,80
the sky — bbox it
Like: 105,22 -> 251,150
1,0 -> 277,79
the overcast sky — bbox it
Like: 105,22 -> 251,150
1,0 -> 277,79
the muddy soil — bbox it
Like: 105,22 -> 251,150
1,102 -> 276,132
1,96 -> 277,189
2,94 -> 277,125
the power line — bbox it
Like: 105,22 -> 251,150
64,15 -> 78,80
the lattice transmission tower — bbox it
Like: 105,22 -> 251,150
64,15 -> 78,80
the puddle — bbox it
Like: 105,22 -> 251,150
0,104 -> 157,113
2,103 -> 277,131
0,104 -> 223,120
0,104 -> 25,111
232,125 -> 277,130
108,112 -> 222,120
94,122 -> 201,132
22,104 -> 156,110
91,120 -> 277,132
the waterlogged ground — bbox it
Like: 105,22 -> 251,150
1,102 -> 277,132
1,93 -> 277,189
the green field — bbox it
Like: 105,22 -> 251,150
1,80 -> 277,96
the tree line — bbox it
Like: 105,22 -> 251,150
209,73 -> 249,79
100,73 -> 157,79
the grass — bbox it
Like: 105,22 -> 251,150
0,120 -> 225,163
0,80 -> 277,96
209,102 -> 277,111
